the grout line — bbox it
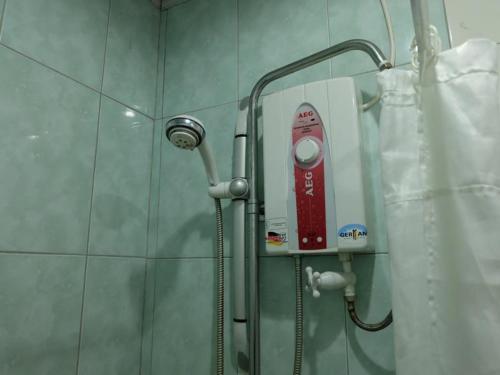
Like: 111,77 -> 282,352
0,249 -> 149,258
148,260 -> 159,375
0,41 -> 99,92
150,255 -> 235,260
159,11 -> 168,119
142,19 -> 163,366
0,250 -> 87,258
84,0 -> 112,257
325,0 -> 333,79
0,250 -> 388,259
152,6 -> 162,123
76,1 -> 112,373
440,0 -> 453,49
101,93 -> 155,120
144,120 -> 156,259
153,11 -> 168,257
145,12 -> 160,260
138,258 -> 149,375
0,44 -> 155,121
74,255 -> 89,375
146,11 -> 167,261
152,125 -> 163,258
98,0 -> 113,93
0,0 -> 8,38
162,99 -> 240,120
85,72 -> 105,258
235,0 -> 240,102
88,253 -> 148,259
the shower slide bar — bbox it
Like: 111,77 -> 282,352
232,39 -> 392,375
410,0 -> 433,80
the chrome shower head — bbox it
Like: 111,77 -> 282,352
165,114 -> 220,186
165,115 -> 206,150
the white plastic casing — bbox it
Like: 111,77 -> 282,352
262,77 -> 370,255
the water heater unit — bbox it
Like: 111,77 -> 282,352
263,77 -> 370,255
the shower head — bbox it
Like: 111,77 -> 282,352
165,115 -> 220,186
165,115 -> 206,150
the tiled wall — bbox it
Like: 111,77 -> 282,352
149,0 -> 450,374
0,0 -> 159,374
0,0 -> 451,374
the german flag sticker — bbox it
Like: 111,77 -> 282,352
266,231 -> 287,246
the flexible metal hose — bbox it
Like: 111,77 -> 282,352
346,300 -> 393,332
293,256 -> 304,375
214,198 -> 224,375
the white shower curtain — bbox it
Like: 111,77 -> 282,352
378,39 -> 500,375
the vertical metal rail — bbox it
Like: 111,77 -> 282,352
410,0 -> 432,80
244,39 -> 391,375
232,108 -> 249,373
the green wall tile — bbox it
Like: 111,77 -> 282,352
1,0 -> 109,89
103,0 -> 160,116
238,0 -> 331,99
0,253 -> 85,375
78,256 -> 146,375
260,256 -> 348,374
89,97 -> 153,257
152,258 -> 236,374
0,45 -> 99,254
156,103 -> 236,258
346,254 -> 394,375
163,0 -> 237,115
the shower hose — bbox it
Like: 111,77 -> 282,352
346,300 -> 393,332
292,256 -> 392,375
293,256 -> 304,375
214,198 -> 224,375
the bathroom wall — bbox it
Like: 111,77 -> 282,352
0,0 -> 451,374
0,1 -> 159,374
149,0 -> 450,374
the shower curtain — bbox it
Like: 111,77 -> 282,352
377,39 -> 500,375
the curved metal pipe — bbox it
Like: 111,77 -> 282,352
245,39 -> 391,375
346,300 -> 393,332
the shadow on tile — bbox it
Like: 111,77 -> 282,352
155,203 -> 232,258
149,258 -> 237,374
78,257 -> 146,375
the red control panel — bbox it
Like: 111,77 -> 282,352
292,104 -> 327,250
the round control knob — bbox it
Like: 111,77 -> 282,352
295,138 -> 320,164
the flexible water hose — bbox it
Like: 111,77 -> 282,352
293,256 -> 304,375
214,198 -> 224,375
346,299 -> 393,332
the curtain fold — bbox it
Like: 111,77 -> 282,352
378,39 -> 500,375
